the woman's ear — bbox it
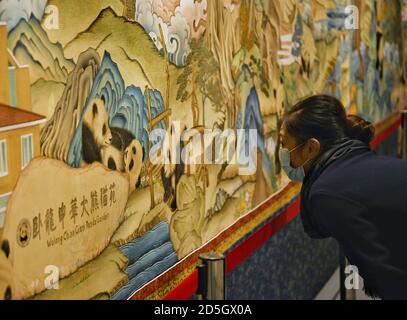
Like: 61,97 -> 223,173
307,138 -> 321,158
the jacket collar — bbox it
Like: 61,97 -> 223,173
300,138 -> 371,238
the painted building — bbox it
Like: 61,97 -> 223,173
0,22 -> 44,226
0,105 -> 45,227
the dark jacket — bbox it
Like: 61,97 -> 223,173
301,138 -> 407,299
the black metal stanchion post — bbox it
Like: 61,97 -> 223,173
196,252 -> 226,300
339,246 -> 357,300
339,246 -> 347,300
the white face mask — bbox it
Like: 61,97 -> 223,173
278,141 -> 311,182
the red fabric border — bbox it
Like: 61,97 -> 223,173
163,270 -> 199,300
162,198 -> 302,300
129,182 -> 298,300
225,197 -> 301,273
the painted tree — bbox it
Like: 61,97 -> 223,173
176,38 -> 223,128
252,0 -> 301,174
253,0 -> 281,89
204,0 -> 241,128
354,0 -> 365,81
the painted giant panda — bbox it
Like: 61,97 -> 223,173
82,96 -> 113,165
101,127 -> 144,193
0,240 -> 13,300
101,127 -> 134,172
124,139 -> 144,194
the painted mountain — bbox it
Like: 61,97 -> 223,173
8,17 -> 75,84
63,7 -> 173,92
62,7 -> 193,124
40,47 -> 166,165
44,0 -> 124,47
40,48 -> 101,161
67,51 -> 166,168
7,16 -> 75,118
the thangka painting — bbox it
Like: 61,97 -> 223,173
0,0 -> 404,300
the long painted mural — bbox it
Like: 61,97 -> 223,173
0,0 -> 405,300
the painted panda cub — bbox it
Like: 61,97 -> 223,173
101,127 -> 144,193
124,139 -> 144,194
0,240 -> 13,300
82,96 -> 113,165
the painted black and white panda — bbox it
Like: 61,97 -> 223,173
81,95 -> 143,192
101,127 -> 134,171
124,139 -> 144,194
82,96 -> 113,165
101,127 -> 144,193
0,240 -> 13,300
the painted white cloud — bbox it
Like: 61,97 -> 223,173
176,0 -> 207,39
168,11 -> 190,65
0,0 -> 47,30
152,0 -> 179,23
136,0 -> 192,66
